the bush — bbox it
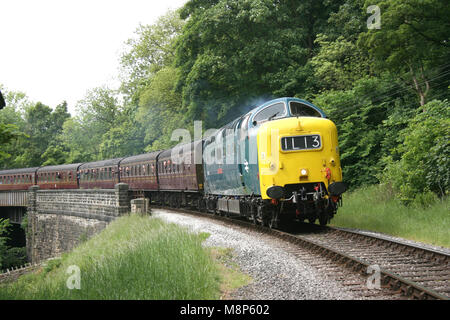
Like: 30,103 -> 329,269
0,219 -> 27,271
381,99 -> 450,200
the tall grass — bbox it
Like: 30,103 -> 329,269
331,184 -> 450,247
0,214 -> 221,299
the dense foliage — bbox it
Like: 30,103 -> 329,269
0,0 -> 449,203
0,219 -> 27,270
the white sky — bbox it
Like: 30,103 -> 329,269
0,0 -> 187,115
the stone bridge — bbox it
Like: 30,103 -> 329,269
0,184 -> 131,264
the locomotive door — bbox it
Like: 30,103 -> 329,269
237,114 -> 253,196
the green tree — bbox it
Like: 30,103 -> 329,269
66,87 -> 122,161
0,218 -> 9,269
175,0 -> 344,128
13,101 -> 70,168
310,34 -> 371,91
0,219 -> 27,270
382,99 -> 450,200
119,10 -> 187,152
0,124 -> 23,163
358,0 -> 450,107
120,10 -> 185,98
313,76 -> 412,188
0,87 -> 30,168
137,66 -> 185,151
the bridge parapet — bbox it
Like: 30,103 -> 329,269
27,183 -> 131,263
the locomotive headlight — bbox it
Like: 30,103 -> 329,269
300,169 -> 308,176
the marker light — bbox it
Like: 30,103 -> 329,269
300,169 -> 308,176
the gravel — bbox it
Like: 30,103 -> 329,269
153,208 -> 361,300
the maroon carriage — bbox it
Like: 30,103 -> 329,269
156,141 -> 204,207
119,151 -> 161,191
158,141 -> 204,191
37,163 -> 82,189
79,158 -> 123,189
0,167 -> 38,191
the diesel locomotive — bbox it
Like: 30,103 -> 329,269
0,97 -> 346,227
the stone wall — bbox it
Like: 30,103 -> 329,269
27,183 -> 130,263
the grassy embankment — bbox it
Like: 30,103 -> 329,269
0,214 -> 251,299
331,184 -> 450,247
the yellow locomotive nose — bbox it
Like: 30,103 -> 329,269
257,117 -> 343,200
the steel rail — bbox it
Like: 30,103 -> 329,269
152,205 -> 449,300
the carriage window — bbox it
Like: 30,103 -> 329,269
253,103 -> 286,124
289,102 -> 322,117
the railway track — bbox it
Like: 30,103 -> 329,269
153,205 -> 449,300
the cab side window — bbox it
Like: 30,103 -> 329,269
253,103 -> 286,124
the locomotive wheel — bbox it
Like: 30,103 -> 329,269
257,205 -> 265,226
250,212 -> 258,225
268,208 -> 279,229
268,216 -> 277,229
307,217 -> 317,224
319,212 -> 329,226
